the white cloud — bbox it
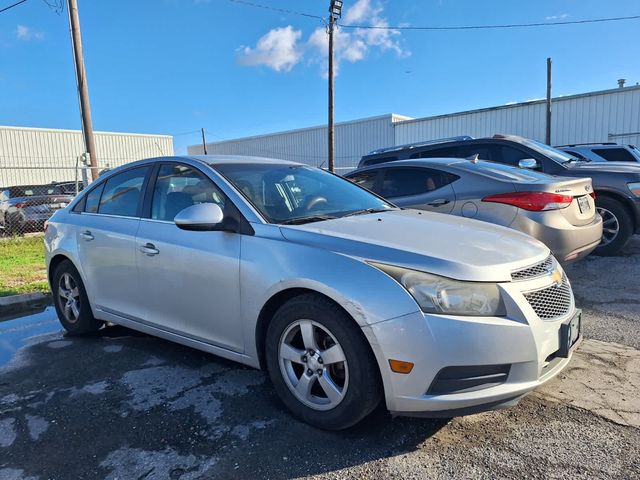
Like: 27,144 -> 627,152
545,14 -> 569,21
238,25 -> 303,72
238,0 -> 408,76
308,0 -> 409,76
16,25 -> 44,41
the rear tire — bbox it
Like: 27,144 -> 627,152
52,259 -> 103,335
594,197 -> 633,256
265,293 -> 382,430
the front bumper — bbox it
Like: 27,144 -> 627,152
362,275 -> 578,416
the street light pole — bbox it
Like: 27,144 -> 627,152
327,1 -> 342,173
67,0 -> 99,181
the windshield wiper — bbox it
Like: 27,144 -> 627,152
343,207 -> 393,218
280,215 -> 338,225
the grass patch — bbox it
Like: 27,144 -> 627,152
0,234 -> 49,297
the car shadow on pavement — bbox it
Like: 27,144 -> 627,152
0,324 -> 448,480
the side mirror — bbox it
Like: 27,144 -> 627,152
518,158 -> 540,169
174,203 -> 224,231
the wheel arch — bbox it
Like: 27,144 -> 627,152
48,253 -> 82,287
254,288 -> 368,370
594,190 -> 637,231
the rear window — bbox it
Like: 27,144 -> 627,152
592,148 -> 637,162
9,185 -> 64,197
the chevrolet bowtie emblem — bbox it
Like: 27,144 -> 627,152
551,269 -> 563,285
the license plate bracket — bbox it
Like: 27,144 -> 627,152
558,310 -> 582,358
577,196 -> 591,214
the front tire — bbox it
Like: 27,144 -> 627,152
265,293 -> 382,430
594,197 -> 633,256
52,259 -> 103,335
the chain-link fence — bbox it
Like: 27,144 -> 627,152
0,157 -> 117,237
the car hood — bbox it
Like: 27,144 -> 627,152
279,209 -> 549,282
565,161 -> 640,175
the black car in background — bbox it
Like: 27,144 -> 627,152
359,134 -> 640,255
0,184 -> 73,235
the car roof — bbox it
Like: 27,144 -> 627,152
189,155 -> 302,167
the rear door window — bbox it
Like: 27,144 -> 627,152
97,167 -> 149,217
380,167 -> 457,198
592,148 -> 637,162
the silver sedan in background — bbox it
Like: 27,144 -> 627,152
44,155 -> 582,430
346,158 -> 603,263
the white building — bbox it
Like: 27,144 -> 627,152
0,126 -> 174,186
190,85 -> 640,172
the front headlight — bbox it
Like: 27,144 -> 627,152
371,263 -> 506,316
628,182 -> 640,197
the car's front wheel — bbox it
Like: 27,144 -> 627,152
52,259 -> 103,335
265,293 -> 382,430
594,197 -> 633,256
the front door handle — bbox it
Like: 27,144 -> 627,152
139,243 -> 160,256
427,199 -> 451,207
80,230 -> 94,241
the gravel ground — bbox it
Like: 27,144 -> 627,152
0,238 -> 638,480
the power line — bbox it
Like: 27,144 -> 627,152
226,0 -> 322,20
339,14 -> 640,31
0,0 -> 28,14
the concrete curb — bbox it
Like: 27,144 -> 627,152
0,292 -> 52,320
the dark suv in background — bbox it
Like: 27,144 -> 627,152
359,134 -> 640,255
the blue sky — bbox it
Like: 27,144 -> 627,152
1,0 -> 639,154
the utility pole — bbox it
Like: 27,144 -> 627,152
67,0 -> 99,181
545,57 -> 552,146
201,128 -> 208,155
327,1 -> 342,172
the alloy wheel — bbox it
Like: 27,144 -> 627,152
597,207 -> 620,246
58,272 -> 81,323
278,319 -> 349,411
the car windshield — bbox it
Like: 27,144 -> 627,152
9,185 -> 64,197
519,138 -> 584,165
214,163 -> 394,224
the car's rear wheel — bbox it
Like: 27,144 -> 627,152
594,197 -> 633,256
52,259 -> 103,335
265,293 -> 382,430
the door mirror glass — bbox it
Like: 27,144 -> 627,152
174,203 -> 224,231
518,158 -> 540,169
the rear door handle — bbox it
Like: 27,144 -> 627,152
139,243 -> 160,256
427,199 -> 451,207
80,230 -> 94,241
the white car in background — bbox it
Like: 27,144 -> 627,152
44,155 -> 582,430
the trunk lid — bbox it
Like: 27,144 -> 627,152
512,176 -> 595,226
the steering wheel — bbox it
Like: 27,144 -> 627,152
305,195 -> 328,211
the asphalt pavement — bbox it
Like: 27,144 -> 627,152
1,238 -> 639,480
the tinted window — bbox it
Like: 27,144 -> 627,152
151,164 -> 226,221
84,184 -> 104,213
563,150 -> 587,160
347,170 -> 378,190
380,167 -> 457,198
592,148 -> 636,162
362,155 -> 398,166
98,167 -> 149,217
414,146 -> 462,159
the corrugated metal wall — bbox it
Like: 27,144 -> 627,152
190,115 -> 409,173
395,86 -> 640,148
0,126 -> 174,185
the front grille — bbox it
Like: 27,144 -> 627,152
511,255 -> 555,281
524,276 -> 573,320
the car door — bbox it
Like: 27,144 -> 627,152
377,166 -> 457,213
75,165 -> 151,320
135,162 -> 243,352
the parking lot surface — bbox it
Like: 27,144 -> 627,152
1,239 -> 639,480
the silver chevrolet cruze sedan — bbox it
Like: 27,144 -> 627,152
44,156 -> 582,430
